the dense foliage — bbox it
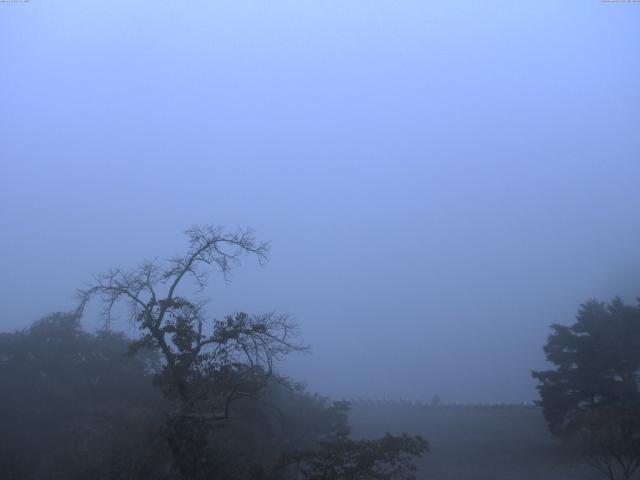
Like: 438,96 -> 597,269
0,313 -> 170,480
273,431 -> 428,480
0,313 -> 427,479
532,298 -> 640,479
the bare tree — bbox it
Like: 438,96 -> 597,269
76,225 -> 307,479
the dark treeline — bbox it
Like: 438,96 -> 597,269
0,312 -> 425,480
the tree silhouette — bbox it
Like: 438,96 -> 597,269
532,297 -> 640,480
76,225 -> 307,479
75,224 -> 428,479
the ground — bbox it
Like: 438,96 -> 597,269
349,402 -> 603,480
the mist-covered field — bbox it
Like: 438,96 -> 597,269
349,403 -> 598,480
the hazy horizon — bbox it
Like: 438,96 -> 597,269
2,0 -> 639,403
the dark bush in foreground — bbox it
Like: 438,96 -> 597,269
0,312 -> 428,479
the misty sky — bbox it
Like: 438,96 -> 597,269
1,1 -> 639,403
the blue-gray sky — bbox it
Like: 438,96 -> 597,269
1,0 -> 639,402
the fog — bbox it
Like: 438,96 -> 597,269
1,0 -> 639,406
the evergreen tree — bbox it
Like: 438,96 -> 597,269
532,297 -> 640,479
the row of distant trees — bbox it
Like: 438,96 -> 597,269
347,399 -> 536,408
